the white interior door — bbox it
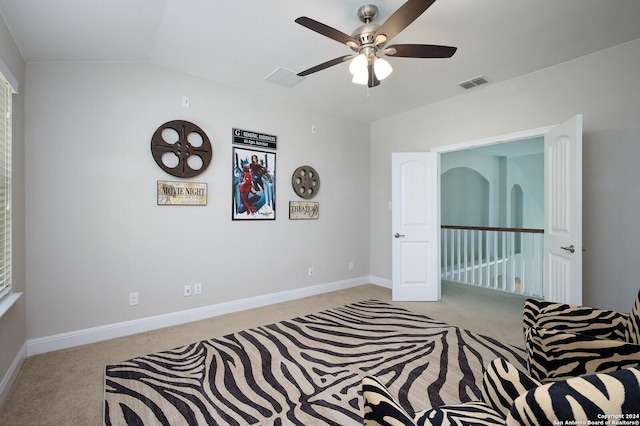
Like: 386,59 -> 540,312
544,114 -> 583,305
392,152 -> 439,301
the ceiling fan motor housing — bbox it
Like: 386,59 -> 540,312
357,5 -> 378,23
352,25 -> 380,48
352,4 -> 382,50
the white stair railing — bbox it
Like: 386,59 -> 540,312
441,226 -> 544,297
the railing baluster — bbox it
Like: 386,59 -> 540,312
471,231 -> 476,283
463,230 -> 468,283
440,225 -> 543,297
501,231 -> 505,290
453,229 -> 457,280
496,231 -> 500,288
510,232 -> 516,293
486,230 -> 490,287
456,229 -> 461,281
536,233 -> 543,296
524,233 -> 529,294
448,229 -> 452,279
442,229 -> 447,278
478,231 -> 487,285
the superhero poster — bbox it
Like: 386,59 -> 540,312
232,147 -> 276,220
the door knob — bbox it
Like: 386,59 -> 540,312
394,233 -> 405,238
560,245 -> 576,253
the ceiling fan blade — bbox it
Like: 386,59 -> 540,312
368,62 -> 380,88
297,55 -> 355,77
385,44 -> 457,58
295,17 -> 360,48
374,0 -> 437,44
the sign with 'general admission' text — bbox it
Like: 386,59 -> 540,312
232,128 -> 277,150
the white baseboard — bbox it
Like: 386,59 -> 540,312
27,277 -> 377,356
369,275 -> 391,288
0,342 -> 26,409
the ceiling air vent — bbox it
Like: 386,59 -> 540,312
458,75 -> 489,90
265,67 -> 305,88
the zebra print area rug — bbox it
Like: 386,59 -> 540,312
104,300 -> 525,425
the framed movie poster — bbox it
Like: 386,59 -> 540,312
232,147 -> 276,220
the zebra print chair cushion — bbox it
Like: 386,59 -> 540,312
507,365 -> 640,425
362,358 -> 539,426
480,358 -> 541,417
362,375 -> 418,425
523,298 -> 630,341
526,327 -> 640,383
362,359 -> 640,426
627,294 -> 640,345
523,290 -> 640,383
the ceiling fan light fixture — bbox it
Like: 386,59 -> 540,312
352,70 -> 369,85
349,53 -> 367,76
350,53 -> 369,85
373,57 -> 392,80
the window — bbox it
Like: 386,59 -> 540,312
0,71 -> 12,301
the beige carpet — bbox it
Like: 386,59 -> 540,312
1,282 -> 528,425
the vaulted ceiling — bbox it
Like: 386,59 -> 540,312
1,0 -> 639,122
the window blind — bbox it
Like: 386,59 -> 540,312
0,74 -> 12,299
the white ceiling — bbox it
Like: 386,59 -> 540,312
1,0 -> 639,123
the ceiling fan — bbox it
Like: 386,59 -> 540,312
295,0 -> 456,88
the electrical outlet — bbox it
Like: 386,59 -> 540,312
308,267 -> 314,277
184,284 -> 192,297
194,283 -> 202,295
129,292 -> 139,306
348,261 -> 354,271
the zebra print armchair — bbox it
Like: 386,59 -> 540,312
362,358 -> 640,426
523,290 -> 640,383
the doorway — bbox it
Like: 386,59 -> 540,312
392,116 -> 582,304
440,136 -> 544,297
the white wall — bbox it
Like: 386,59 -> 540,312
506,154 -> 544,229
441,150 -> 544,229
370,39 -> 640,312
441,150 -> 500,226
25,62 -> 370,340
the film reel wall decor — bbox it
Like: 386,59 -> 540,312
290,165 -> 320,219
151,120 -> 212,178
291,165 -> 320,199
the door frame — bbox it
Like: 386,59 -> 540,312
429,125 -> 555,299
431,126 -> 554,155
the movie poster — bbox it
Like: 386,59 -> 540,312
232,147 -> 276,220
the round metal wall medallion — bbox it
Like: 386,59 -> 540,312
150,120 -> 212,178
291,165 -> 320,199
